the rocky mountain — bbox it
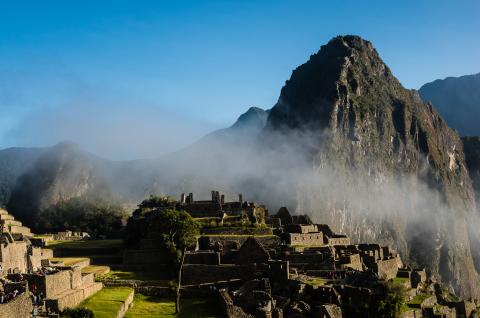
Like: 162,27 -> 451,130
6,142 -> 112,228
263,35 -> 480,297
419,73 -> 480,136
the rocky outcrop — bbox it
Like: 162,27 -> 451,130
263,35 -> 480,297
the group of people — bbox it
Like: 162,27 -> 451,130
33,266 -> 59,276
0,278 -> 26,304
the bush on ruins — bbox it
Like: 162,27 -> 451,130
35,197 -> 128,238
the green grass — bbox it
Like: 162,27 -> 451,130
82,265 -> 110,276
299,277 -> 329,286
49,257 -> 89,266
125,294 -> 220,318
408,294 -> 429,307
32,234 -> 53,238
202,234 -> 275,237
103,270 -> 172,283
392,277 -> 410,285
82,287 -> 133,318
47,239 -> 123,249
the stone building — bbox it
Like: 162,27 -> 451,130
0,211 -> 52,274
182,237 -> 289,286
317,224 -> 351,246
284,224 -> 324,247
179,191 -> 266,223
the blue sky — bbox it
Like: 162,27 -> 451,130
1,0 -> 479,159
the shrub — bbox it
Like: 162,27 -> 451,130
60,307 -> 94,318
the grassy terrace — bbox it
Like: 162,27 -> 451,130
49,257 -> 89,266
125,294 -> 221,318
82,265 -> 110,276
407,294 -> 430,307
201,234 -> 276,237
103,270 -> 172,283
82,287 -> 133,318
299,277 -> 330,286
47,239 -> 123,249
392,277 -> 410,285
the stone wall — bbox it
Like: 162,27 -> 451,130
0,291 -> 32,318
326,236 -> 351,246
315,304 -> 342,318
201,227 -> 273,236
45,270 -> 72,297
199,235 -> 281,251
287,232 -> 323,246
284,224 -> 318,234
218,289 -> 254,318
339,254 -> 362,271
410,269 -> 426,288
284,252 -> 327,265
185,251 -> 220,265
123,249 -> 168,265
0,240 -> 28,273
373,258 -> 399,280
182,264 -> 255,285
46,281 -> 103,312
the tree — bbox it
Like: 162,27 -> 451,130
36,197 -> 127,238
125,205 -> 199,313
147,208 -> 199,266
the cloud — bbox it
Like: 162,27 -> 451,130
0,65 -> 217,160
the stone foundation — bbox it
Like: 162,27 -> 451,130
46,282 -> 103,312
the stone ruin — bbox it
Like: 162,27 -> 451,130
182,203 -> 480,317
0,210 -> 53,275
179,191 -> 267,224
0,208 -> 103,316
0,208 -> 31,236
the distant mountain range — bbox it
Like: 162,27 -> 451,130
419,73 -> 480,136
2,36 -> 480,297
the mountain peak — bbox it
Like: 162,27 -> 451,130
267,35 -> 394,131
230,106 -> 269,130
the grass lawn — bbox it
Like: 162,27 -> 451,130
392,277 -> 410,285
300,277 -> 329,286
47,239 -> 123,249
202,234 -> 276,237
125,294 -> 220,318
81,287 -> 133,318
103,270 -> 172,284
49,257 -> 89,266
82,265 -> 110,276
32,234 -> 53,238
408,294 -> 430,307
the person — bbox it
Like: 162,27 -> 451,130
31,282 -> 39,305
